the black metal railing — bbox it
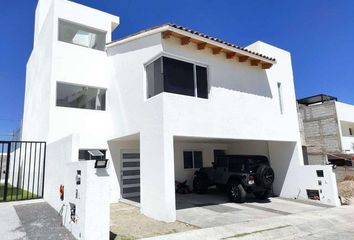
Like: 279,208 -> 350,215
0,141 -> 46,202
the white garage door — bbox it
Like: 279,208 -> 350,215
121,152 -> 140,198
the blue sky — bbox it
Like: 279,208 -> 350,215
0,0 -> 353,138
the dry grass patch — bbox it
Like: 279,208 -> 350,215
344,175 -> 354,181
110,202 -> 197,240
338,180 -> 354,205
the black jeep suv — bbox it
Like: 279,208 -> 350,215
193,155 -> 275,203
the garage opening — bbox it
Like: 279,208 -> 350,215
173,136 -> 296,227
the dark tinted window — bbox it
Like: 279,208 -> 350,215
196,66 -> 208,99
183,151 -> 193,169
163,57 -> 195,97
57,82 -> 106,110
146,57 -> 164,98
193,151 -> 203,168
229,158 -> 245,172
146,56 -> 208,99
247,156 -> 269,171
216,157 -> 228,168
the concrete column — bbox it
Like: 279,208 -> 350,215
140,130 -> 176,222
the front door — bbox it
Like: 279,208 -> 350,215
121,151 -> 140,199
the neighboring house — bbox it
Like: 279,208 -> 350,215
22,0 -> 340,222
298,94 -> 354,165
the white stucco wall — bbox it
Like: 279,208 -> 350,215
45,134 -> 110,240
336,102 -> 354,154
23,0 -> 120,203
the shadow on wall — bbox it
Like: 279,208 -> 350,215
268,141 -> 297,196
210,63 -> 272,98
107,34 -> 162,56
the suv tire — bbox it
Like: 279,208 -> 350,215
193,176 -> 208,194
228,181 -> 246,203
256,165 -> 275,187
254,189 -> 271,200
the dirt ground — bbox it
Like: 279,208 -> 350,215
338,180 -> 354,205
110,202 -> 197,240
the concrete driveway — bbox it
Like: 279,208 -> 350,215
144,192 -> 354,239
176,191 -> 328,228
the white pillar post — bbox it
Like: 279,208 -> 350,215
140,130 -> 176,222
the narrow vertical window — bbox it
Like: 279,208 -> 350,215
196,66 -> 208,99
349,128 -> 353,136
277,82 -> 283,114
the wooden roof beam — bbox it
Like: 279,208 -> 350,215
262,63 -> 273,69
226,52 -> 236,59
181,37 -> 191,45
212,47 -> 222,55
250,59 -> 261,66
238,56 -> 249,62
197,42 -> 207,50
162,31 -> 172,39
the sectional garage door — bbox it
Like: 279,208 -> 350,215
121,152 -> 140,198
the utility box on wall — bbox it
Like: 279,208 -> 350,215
63,161 -> 110,240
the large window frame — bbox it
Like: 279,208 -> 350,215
145,54 -> 209,100
58,19 -> 107,51
56,82 -> 107,111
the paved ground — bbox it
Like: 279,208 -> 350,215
0,200 -> 75,240
146,199 -> 354,240
0,200 -> 27,240
176,191 -> 327,228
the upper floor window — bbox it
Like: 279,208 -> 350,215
58,19 -> 106,51
146,56 -> 208,99
56,82 -> 106,110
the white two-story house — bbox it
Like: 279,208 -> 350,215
22,0 -> 340,222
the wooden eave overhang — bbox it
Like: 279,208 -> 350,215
107,24 -> 276,69
161,27 -> 276,69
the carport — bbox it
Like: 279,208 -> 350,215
173,136 -> 296,199
173,136 -> 326,228
108,133 -> 339,223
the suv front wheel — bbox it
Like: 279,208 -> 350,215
228,181 -> 246,203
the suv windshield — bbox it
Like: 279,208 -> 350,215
229,158 -> 245,172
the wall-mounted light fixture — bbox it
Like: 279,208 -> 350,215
95,159 -> 108,168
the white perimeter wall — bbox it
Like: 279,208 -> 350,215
45,134 -> 110,240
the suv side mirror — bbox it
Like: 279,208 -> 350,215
212,162 -> 216,169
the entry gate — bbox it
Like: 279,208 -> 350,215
0,141 -> 46,202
